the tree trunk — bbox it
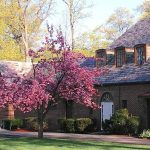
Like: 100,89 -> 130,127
38,119 -> 43,139
22,7 -> 31,62
38,110 -> 44,139
69,1 -> 74,50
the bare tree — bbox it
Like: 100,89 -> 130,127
62,0 -> 92,50
103,7 -> 134,41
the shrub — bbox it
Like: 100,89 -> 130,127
103,109 -> 140,135
64,119 -> 75,133
111,116 -> 128,134
24,117 -> 48,131
139,129 -> 150,138
58,118 -> 95,133
75,118 -> 92,133
110,109 -> 128,134
127,116 -> 140,135
3,119 -> 23,130
116,109 -> 129,117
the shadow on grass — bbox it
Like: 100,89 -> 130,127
0,137 -> 149,150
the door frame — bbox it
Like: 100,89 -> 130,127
100,92 -> 114,130
100,101 -> 114,130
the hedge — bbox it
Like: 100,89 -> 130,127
3,119 -> 23,130
58,118 -> 96,133
75,118 -> 92,133
24,117 -> 48,131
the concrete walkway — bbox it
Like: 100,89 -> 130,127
0,129 -> 149,145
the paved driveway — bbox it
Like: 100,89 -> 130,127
0,129 -> 149,145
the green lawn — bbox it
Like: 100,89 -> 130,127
0,137 -> 149,150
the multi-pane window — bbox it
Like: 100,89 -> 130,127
136,47 -> 145,65
116,48 -> 125,67
96,49 -> 107,67
122,100 -> 127,109
101,92 -> 113,102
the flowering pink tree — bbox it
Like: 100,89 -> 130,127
23,51 -> 101,138
0,73 -> 7,107
0,25 -> 104,138
0,73 -> 18,108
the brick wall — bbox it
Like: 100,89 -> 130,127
96,83 -> 150,129
11,83 -> 150,131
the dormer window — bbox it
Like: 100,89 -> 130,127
134,44 -> 146,65
115,47 -> 125,67
96,49 -> 107,67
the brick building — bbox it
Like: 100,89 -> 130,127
0,17 -> 150,131
95,17 -> 150,130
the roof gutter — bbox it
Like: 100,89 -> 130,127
95,81 -> 150,87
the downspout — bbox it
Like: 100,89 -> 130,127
118,85 -> 121,108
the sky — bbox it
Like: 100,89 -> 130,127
46,0 -> 144,38
89,0 -> 143,28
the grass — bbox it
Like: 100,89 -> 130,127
0,137 -> 149,150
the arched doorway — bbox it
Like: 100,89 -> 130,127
100,92 -> 114,130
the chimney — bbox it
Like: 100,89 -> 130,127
95,49 -> 107,67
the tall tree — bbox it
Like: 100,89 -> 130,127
2,0 -> 54,62
75,7 -> 134,56
104,7 -> 134,41
0,1 -> 24,61
137,0 -> 150,19
62,0 -> 92,50
75,27 -> 110,56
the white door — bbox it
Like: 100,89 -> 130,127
101,102 -> 113,129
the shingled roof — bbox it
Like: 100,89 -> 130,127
96,60 -> 150,85
109,17 -> 150,49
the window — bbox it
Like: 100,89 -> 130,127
135,45 -> 146,65
122,100 -> 127,109
115,47 -> 125,67
126,52 -> 134,64
101,92 -> 113,102
96,49 -> 107,67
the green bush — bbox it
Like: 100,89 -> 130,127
64,119 -> 75,133
58,118 -> 96,133
3,119 -> 23,130
127,116 -> 140,135
116,109 -> 129,117
103,109 -> 140,135
139,129 -> 150,138
24,117 -> 48,131
75,118 -> 92,133
110,109 -> 128,134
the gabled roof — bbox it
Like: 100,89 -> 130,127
109,17 -> 150,49
96,61 -> 150,85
